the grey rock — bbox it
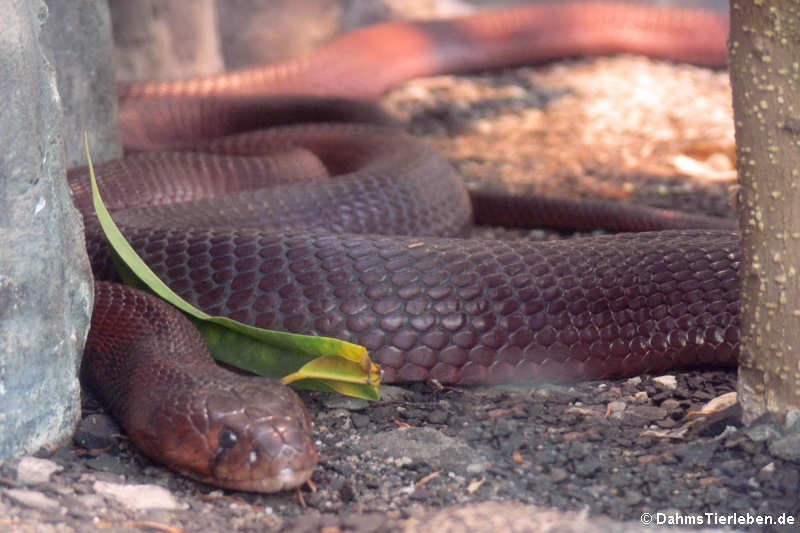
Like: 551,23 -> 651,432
768,432 -> 800,463
622,490 -> 643,506
322,395 -> 371,411
59,493 -> 96,520
758,461 -> 775,476
0,0 -> 92,461
625,405 -> 668,424
43,0 -> 121,167
85,454 -> 130,477
607,400 -> 627,421
675,441 -> 719,466
466,462 -> 486,474
351,413 -> 371,428
718,459 -> 746,476
784,409 -> 800,431
574,456 -> 602,477
549,466 -> 569,482
3,488 -> 60,511
653,375 -> 678,390
73,413 -> 120,450
744,422 -> 782,442
356,427 -> 481,472
74,493 -> 105,511
15,457 -> 62,485
93,481 -> 186,510
378,385 -> 415,402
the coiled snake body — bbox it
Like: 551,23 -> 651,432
68,2 -> 735,492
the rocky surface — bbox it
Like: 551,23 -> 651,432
2,372 -> 798,532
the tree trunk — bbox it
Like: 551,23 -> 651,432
731,0 -> 800,423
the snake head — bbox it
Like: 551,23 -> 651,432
131,373 -> 318,493
86,283 -> 317,492
199,377 -> 318,492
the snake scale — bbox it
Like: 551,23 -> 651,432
67,2 -> 735,492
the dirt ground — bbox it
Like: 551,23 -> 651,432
3,55 -> 799,533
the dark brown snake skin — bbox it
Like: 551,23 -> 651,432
69,2 -> 735,492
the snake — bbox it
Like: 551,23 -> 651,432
67,2 -> 735,492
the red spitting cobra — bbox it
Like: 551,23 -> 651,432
68,2 -> 736,492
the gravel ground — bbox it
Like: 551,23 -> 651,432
3,56 -> 799,533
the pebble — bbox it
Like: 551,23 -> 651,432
744,422 -> 782,442
75,493 -> 105,510
606,401 -> 627,421
652,375 -> 678,390
15,456 -> 61,485
574,457 -> 602,477
466,463 -> 486,474
768,432 -> 800,463
718,459 -> 746,476
73,413 -> 119,450
351,413 -> 371,428
675,441 -> 719,466
93,481 -> 186,510
341,512 -> 388,533
84,453 -> 129,476
3,488 -> 59,511
624,405 -> 667,424
356,427 -> 481,472
660,398 -> 681,410
339,483 -> 356,502
427,409 -> 449,424
549,467 -> 568,482
622,490 -> 643,506
378,385 -> 415,402
322,395 -> 370,410
784,409 -> 800,431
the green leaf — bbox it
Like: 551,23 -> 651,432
281,355 -> 382,400
84,132 -> 381,399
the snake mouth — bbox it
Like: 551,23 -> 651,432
176,462 -> 315,493
209,465 -> 315,493
249,465 -> 316,492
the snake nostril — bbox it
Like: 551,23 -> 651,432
218,428 -> 239,450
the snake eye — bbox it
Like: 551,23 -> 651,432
218,428 -> 238,449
